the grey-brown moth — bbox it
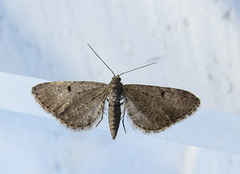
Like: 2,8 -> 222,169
32,44 -> 200,140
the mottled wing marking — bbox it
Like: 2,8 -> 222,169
32,81 -> 108,130
123,85 -> 200,133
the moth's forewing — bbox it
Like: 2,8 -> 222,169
123,85 -> 200,132
32,81 -> 108,130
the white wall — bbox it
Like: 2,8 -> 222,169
0,1 -> 240,173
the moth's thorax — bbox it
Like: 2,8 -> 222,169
108,76 -> 123,96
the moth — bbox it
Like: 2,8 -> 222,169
32,44 -> 200,140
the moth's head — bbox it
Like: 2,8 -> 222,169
111,75 -> 121,83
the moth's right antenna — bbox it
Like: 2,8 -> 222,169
119,62 -> 158,76
87,44 -> 115,76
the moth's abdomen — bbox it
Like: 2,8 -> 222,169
108,76 -> 123,140
108,101 -> 121,140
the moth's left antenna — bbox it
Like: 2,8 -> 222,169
87,44 -> 115,76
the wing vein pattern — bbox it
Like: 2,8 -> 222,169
32,81 -> 108,130
123,84 -> 200,133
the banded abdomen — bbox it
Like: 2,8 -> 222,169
108,76 -> 123,140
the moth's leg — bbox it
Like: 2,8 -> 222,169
103,97 -> 108,115
120,96 -> 124,105
121,101 -> 127,133
103,107 -> 107,115
95,114 -> 103,127
95,105 -> 105,128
